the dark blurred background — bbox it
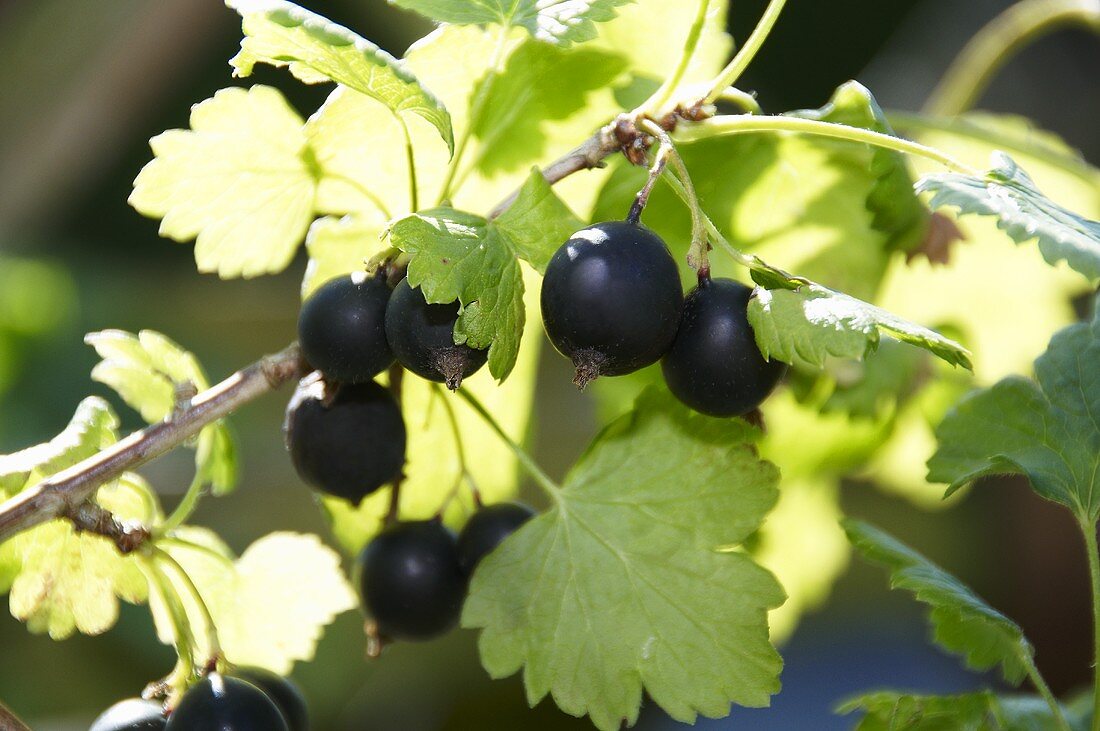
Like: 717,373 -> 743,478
0,0 -> 1096,728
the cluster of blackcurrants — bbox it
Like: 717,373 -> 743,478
542,220 -> 786,415
90,667 -> 307,731
285,218 -> 785,645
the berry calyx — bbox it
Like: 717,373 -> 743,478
285,373 -> 406,504
232,667 -> 308,731
90,698 -> 166,731
661,278 -> 786,417
357,520 -> 467,641
457,502 -> 536,573
298,272 -> 393,384
165,674 -> 288,731
541,221 -> 683,388
385,278 -> 487,390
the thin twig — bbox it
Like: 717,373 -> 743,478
626,141 -> 673,225
487,120 -> 623,219
0,699 -> 31,731
0,343 -> 307,545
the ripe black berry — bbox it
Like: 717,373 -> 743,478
357,520 -> 467,641
90,698 -> 166,731
385,278 -> 487,390
298,273 -> 393,383
233,668 -> 308,731
541,221 -> 683,387
457,502 -> 536,573
661,278 -> 786,417
165,674 -> 288,731
285,373 -> 406,504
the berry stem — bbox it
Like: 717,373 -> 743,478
1083,519 -> 1100,731
456,390 -> 562,501
158,472 -> 206,537
434,385 -> 482,509
640,120 -> 710,275
152,546 -> 222,660
138,554 -> 197,688
626,141 -> 673,224
702,0 -> 789,105
641,0 -> 712,115
924,0 -> 1100,117
677,115 -> 980,175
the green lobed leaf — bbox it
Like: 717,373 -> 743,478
918,152 -> 1100,280
227,0 -> 454,153
129,85 -> 318,278
86,329 -> 237,495
844,519 -> 1033,683
0,396 -> 119,498
0,399 -> 160,638
389,181 -> 578,380
161,531 -> 357,674
464,388 -> 784,730
839,690 -> 1084,731
838,690 -> 997,731
792,81 -> 930,253
748,284 -> 972,370
492,168 -> 582,273
471,40 -> 626,176
389,0 -> 633,46
927,298 -> 1100,521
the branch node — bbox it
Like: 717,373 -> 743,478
65,500 -> 150,554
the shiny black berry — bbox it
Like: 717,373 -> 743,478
233,668 -> 308,731
90,698 -> 166,731
285,373 -> 406,504
357,520 -> 467,641
541,221 -> 683,388
385,278 -> 487,390
298,273 -> 393,384
457,502 -> 536,573
661,278 -> 786,417
165,674 -> 288,731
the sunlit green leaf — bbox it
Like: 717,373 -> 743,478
928,299 -> 1100,521
85,329 -> 237,495
793,81 -> 930,253
465,389 -> 783,730
390,0 -> 632,46
845,519 -> 1033,683
162,531 -> 357,674
129,85 -> 318,278
918,152 -> 1100,281
227,0 -> 453,152
748,284 -> 972,370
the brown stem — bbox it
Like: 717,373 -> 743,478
0,343 -> 307,545
0,699 -> 31,731
66,499 -> 151,554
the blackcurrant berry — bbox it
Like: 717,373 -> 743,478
285,373 -> 406,504
541,221 -> 682,388
385,278 -> 487,390
90,698 -> 166,731
165,674 -> 288,731
233,668 -> 308,731
661,278 -> 786,417
357,520 -> 467,641
298,273 -> 393,384
457,502 -> 536,573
